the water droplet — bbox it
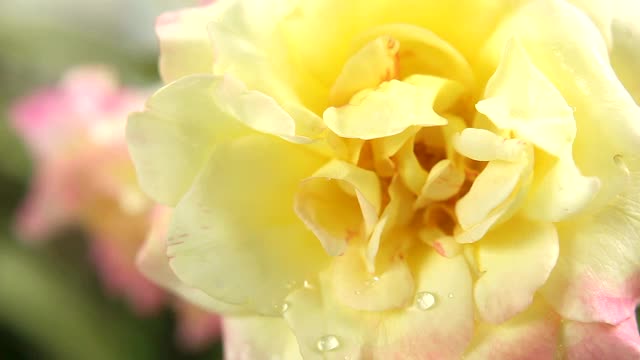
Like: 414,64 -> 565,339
448,293 -> 454,299
303,280 -> 314,289
416,292 -> 436,310
614,154 -> 630,175
277,302 -> 289,314
316,335 -> 340,352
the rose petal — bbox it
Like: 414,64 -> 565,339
476,39 -> 576,157
540,170 -> 640,324
284,247 -> 473,359
136,206 -> 245,314
483,0 -> 640,212
127,75 -> 249,205
464,299 -> 561,360
156,4 -> 217,83
168,134 -> 329,315
323,74 -> 461,140
474,218 -> 559,323
294,160 -> 381,256
562,316 -> 640,360
223,316 -> 302,360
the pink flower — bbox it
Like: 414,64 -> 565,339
11,66 -> 220,350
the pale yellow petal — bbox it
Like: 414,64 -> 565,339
209,0 -> 328,113
482,0 -> 640,212
523,148 -> 600,222
474,218 -> 559,323
323,75 -> 463,140
415,159 -> 465,208
294,160 -> 381,256
331,246 -> 414,312
168,134 -> 329,315
329,36 -> 400,107
126,75 -> 249,205
365,176 -> 415,269
156,4 -> 217,83
395,136 -> 428,195
609,0 -> 640,104
355,23 -> 475,90
540,166 -> 640,324
476,39 -> 576,157
136,206 -> 245,314
284,248 -> 474,359
464,299 -> 561,360
454,128 -> 528,162
224,316 -> 302,360
455,156 -> 531,243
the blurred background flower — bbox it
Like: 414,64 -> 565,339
0,0 -> 224,359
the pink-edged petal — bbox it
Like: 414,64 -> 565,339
223,316 -> 302,360
540,167 -> 640,324
464,299 -> 561,360
562,316 -> 640,360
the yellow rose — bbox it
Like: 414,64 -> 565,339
128,0 -> 640,358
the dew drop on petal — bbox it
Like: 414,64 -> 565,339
303,280 -> 314,289
448,293 -> 454,299
279,302 -> 289,314
416,291 -> 436,310
614,154 -> 630,175
316,335 -> 340,352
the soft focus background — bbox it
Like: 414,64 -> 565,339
0,1 -> 223,359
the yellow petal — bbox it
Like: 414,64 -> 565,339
415,159 -> 465,208
464,299 -> 561,359
476,39 -> 576,157
569,0 -> 640,104
474,218 -> 559,323
370,127 -> 420,177
540,167 -> 640,324
168,134 -> 329,315
365,176 -> 415,269
126,75 -> 249,205
355,23 -> 475,90
136,206 -> 245,314
323,75 -> 463,140
223,316 -> 302,360
329,36 -> 400,107
210,0 -> 328,113
455,143 -> 533,243
454,128 -> 528,162
156,4 -> 217,83
483,0 -> 640,213
523,148 -> 600,222
331,246 -> 414,312
284,248 -> 474,359
280,0 -> 522,91
294,160 -> 381,256
395,135 -> 429,195
609,1 -> 640,104
212,75 -> 316,143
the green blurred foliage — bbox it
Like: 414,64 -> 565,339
0,1 -> 224,359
